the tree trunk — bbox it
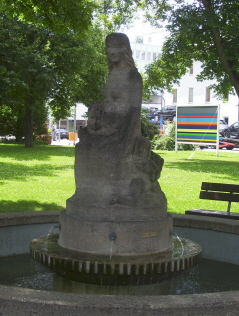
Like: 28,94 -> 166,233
25,98 -> 34,148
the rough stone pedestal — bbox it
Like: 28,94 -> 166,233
58,210 -> 173,256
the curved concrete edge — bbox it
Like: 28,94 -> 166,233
0,211 -> 60,227
1,285 -> 239,315
1,211 -> 239,234
1,211 -> 239,315
173,213 -> 239,234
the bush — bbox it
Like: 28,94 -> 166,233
35,134 -> 52,145
151,122 -> 195,151
141,109 -> 160,140
152,134 -> 175,150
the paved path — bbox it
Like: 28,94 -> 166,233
51,138 -> 239,152
51,138 -> 79,146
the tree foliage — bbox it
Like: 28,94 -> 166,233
143,0 -> 239,100
0,15 -> 54,144
0,0 -> 139,33
0,0 -> 140,147
0,0 -> 97,33
47,22 -> 108,120
0,14 -> 108,146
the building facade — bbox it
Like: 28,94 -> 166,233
129,31 -> 239,125
163,60 -> 239,125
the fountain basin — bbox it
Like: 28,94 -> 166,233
1,211 -> 239,315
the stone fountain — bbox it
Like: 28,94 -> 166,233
30,33 -> 201,285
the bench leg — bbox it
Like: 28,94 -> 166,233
227,201 -> 231,214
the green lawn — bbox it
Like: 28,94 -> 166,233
1,144 -> 239,214
156,150 -> 239,214
0,144 -> 75,213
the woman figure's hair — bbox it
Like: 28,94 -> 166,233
105,33 -> 135,71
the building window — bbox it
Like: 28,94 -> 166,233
142,51 -> 145,60
136,50 -> 140,59
189,65 -> 193,75
189,88 -> 193,103
173,89 -> 177,104
206,87 -> 210,102
148,36 -> 152,43
153,52 -> 157,60
147,52 -> 151,61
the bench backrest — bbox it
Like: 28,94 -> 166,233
200,182 -> 239,203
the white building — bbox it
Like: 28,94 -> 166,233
129,31 -> 166,108
163,60 -> 239,125
128,30 -> 239,125
50,103 -> 88,133
130,32 -> 163,73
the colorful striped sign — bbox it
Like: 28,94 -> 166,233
177,106 -> 219,144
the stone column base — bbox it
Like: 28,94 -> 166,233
58,210 -> 173,256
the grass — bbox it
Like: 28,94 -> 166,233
1,144 -> 239,214
0,144 -> 75,213
157,150 -> 239,214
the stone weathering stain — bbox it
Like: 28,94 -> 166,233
30,33 -> 201,285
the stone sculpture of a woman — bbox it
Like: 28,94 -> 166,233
69,32 -> 165,210
58,33 -> 173,256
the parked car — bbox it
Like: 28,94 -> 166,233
149,106 -> 159,112
4,134 -> 16,140
145,106 -> 159,119
56,128 -> 69,139
155,105 -> 176,121
219,120 -> 228,134
218,139 -> 235,150
221,121 -> 239,138
199,137 -> 235,150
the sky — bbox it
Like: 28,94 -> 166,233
119,0 -> 195,43
120,13 -> 168,43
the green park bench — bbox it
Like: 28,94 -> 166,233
185,182 -> 239,220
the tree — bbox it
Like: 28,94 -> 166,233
0,0 -> 140,34
0,15 -> 108,147
0,0 -> 140,147
0,0 -> 97,34
48,22 -> 108,120
143,0 -> 239,100
0,15 -> 53,145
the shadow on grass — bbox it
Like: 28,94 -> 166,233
165,159 -> 239,181
0,200 -> 64,213
0,161 -> 73,184
0,144 -> 75,161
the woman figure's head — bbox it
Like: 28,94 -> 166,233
106,33 -> 135,70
